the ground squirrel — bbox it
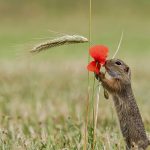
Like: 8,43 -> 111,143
95,59 -> 150,150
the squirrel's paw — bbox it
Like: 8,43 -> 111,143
94,72 -> 105,82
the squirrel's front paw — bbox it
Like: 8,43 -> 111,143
94,72 -> 105,82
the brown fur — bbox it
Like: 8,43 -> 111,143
95,59 -> 150,150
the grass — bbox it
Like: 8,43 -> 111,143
0,59 -> 149,149
0,0 -> 150,149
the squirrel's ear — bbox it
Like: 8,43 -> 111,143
124,67 -> 129,73
124,66 -> 131,79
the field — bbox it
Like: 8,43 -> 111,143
0,0 -> 150,149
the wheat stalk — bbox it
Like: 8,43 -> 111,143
30,35 -> 88,53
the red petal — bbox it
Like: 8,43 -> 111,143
89,45 -> 108,64
87,61 -> 101,74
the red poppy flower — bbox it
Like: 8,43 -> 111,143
87,45 -> 109,73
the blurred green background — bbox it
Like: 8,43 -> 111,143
1,0 -> 150,60
0,0 -> 150,149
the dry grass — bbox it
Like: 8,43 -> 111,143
0,59 -> 149,149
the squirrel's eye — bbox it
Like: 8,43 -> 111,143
115,61 -> 121,65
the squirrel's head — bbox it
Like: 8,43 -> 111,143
105,59 -> 131,84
